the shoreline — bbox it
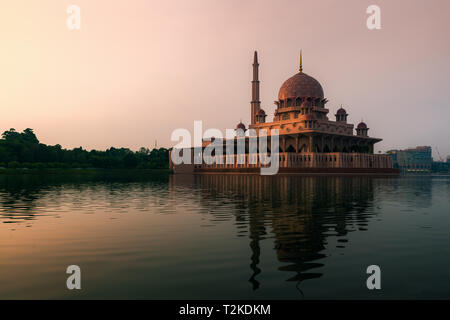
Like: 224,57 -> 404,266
0,168 -> 173,175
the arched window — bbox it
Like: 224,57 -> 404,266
300,144 -> 307,153
280,100 -> 284,108
286,145 -> 295,153
287,99 -> 292,107
295,98 -> 302,106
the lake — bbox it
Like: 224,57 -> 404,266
0,172 -> 449,299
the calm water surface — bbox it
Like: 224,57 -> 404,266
0,173 -> 449,299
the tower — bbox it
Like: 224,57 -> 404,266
356,122 -> 369,137
251,51 -> 261,125
335,106 -> 348,123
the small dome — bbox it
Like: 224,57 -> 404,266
357,122 -> 367,129
278,72 -> 324,100
336,107 -> 347,115
257,109 -> 266,116
236,122 -> 246,130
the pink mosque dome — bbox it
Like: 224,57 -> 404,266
236,122 -> 246,131
336,107 -> 347,115
357,122 -> 367,129
278,72 -> 324,100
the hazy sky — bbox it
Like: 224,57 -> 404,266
1,0 -> 449,159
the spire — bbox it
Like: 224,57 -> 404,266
299,50 -> 303,73
253,51 -> 258,65
252,51 -> 259,81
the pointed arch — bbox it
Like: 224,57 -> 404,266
299,144 -> 308,153
286,145 -> 295,153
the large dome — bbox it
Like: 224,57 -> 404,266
278,72 -> 324,100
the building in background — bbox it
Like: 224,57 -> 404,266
387,146 -> 432,173
432,160 -> 450,173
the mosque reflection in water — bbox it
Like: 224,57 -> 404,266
0,173 -> 440,297
170,174 -> 394,290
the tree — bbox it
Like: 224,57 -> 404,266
0,128 -> 169,169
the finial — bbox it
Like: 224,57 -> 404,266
299,50 -> 303,72
253,51 -> 258,64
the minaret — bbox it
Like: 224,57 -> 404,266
251,51 -> 261,125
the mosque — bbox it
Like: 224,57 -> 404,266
170,51 -> 397,174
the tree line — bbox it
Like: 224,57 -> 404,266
0,128 -> 169,169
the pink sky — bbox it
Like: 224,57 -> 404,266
1,0 -> 450,159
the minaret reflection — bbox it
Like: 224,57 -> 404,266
170,174 -> 377,290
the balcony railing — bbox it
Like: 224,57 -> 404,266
200,152 -> 393,169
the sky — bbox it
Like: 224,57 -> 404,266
1,0 -> 449,159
